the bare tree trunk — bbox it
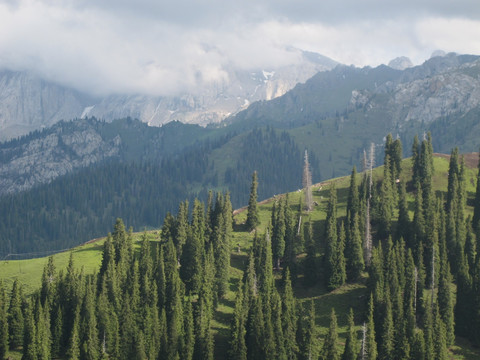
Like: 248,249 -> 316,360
361,322 -> 367,360
303,150 -> 313,211
363,143 -> 375,266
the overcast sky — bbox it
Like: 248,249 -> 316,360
1,0 -> 480,96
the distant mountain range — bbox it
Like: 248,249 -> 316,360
0,50 -> 338,141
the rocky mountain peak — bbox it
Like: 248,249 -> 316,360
388,56 -> 414,70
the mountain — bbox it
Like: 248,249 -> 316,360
387,56 -> 413,70
0,50 -> 337,141
0,117 -> 214,196
0,70 -> 95,141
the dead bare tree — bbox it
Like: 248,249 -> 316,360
360,322 -> 367,360
364,143 -> 374,266
303,150 -> 313,211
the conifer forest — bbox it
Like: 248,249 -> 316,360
1,133 -> 480,360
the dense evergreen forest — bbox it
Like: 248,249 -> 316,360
1,133 -> 480,359
0,126 -> 313,257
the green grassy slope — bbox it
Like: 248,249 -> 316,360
1,154 -> 479,359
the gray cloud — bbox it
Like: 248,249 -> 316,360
1,0 -> 479,96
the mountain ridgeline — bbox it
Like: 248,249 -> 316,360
1,133 -> 480,359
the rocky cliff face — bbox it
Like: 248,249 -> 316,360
0,71 -> 93,141
349,54 -> 480,126
0,121 -> 121,195
0,51 -> 337,140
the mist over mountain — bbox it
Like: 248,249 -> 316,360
0,50 -> 337,141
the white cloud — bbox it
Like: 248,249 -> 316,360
0,0 -> 479,96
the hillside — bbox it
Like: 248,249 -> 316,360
1,151 -> 479,359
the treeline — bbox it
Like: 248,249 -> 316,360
0,125 -> 314,257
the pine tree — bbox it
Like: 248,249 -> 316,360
246,296 -> 265,360
157,308 -> 169,359
50,302 -> 63,358
396,180 -> 410,242
411,135 -> 421,190
303,220 -> 317,286
465,220 -> 477,272
473,150 -> 480,232
282,269 -> 298,359
175,201 -> 189,259
272,290 -> 287,360
183,297 -> 195,360
345,214 -> 364,282
379,292 -> 394,360
22,300 -> 37,360
246,171 -> 260,231
229,282 -> 247,360
298,299 -> 315,360
423,301 -> 434,360
272,199 -> 286,270
433,304 -> 448,360
378,155 -> 394,238
411,330 -> 425,360
438,260 -> 455,347
34,298 -> 51,360
40,256 -> 56,307
67,306 -> 81,360
283,196 -> 298,279
320,308 -> 339,360
215,192 -> 233,299
334,222 -> 347,287
80,280 -> 100,360
0,280 -> 8,360
8,279 -> 24,350
471,258 -> 480,347
325,184 -> 344,290
403,249 -> 417,342
365,294 -> 377,360
181,199 -> 205,294
342,308 -> 357,360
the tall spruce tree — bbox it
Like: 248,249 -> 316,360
0,280 -> 7,360
282,269 -> 298,359
325,183 -> 345,290
345,214 -> 364,282
473,150 -> 480,232
320,308 -> 339,360
272,199 -> 286,270
22,299 -> 37,360
246,171 -> 260,231
342,308 -> 357,360
298,300 -> 315,360
229,282 -> 247,360
365,294 -> 377,360
8,279 -> 24,350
